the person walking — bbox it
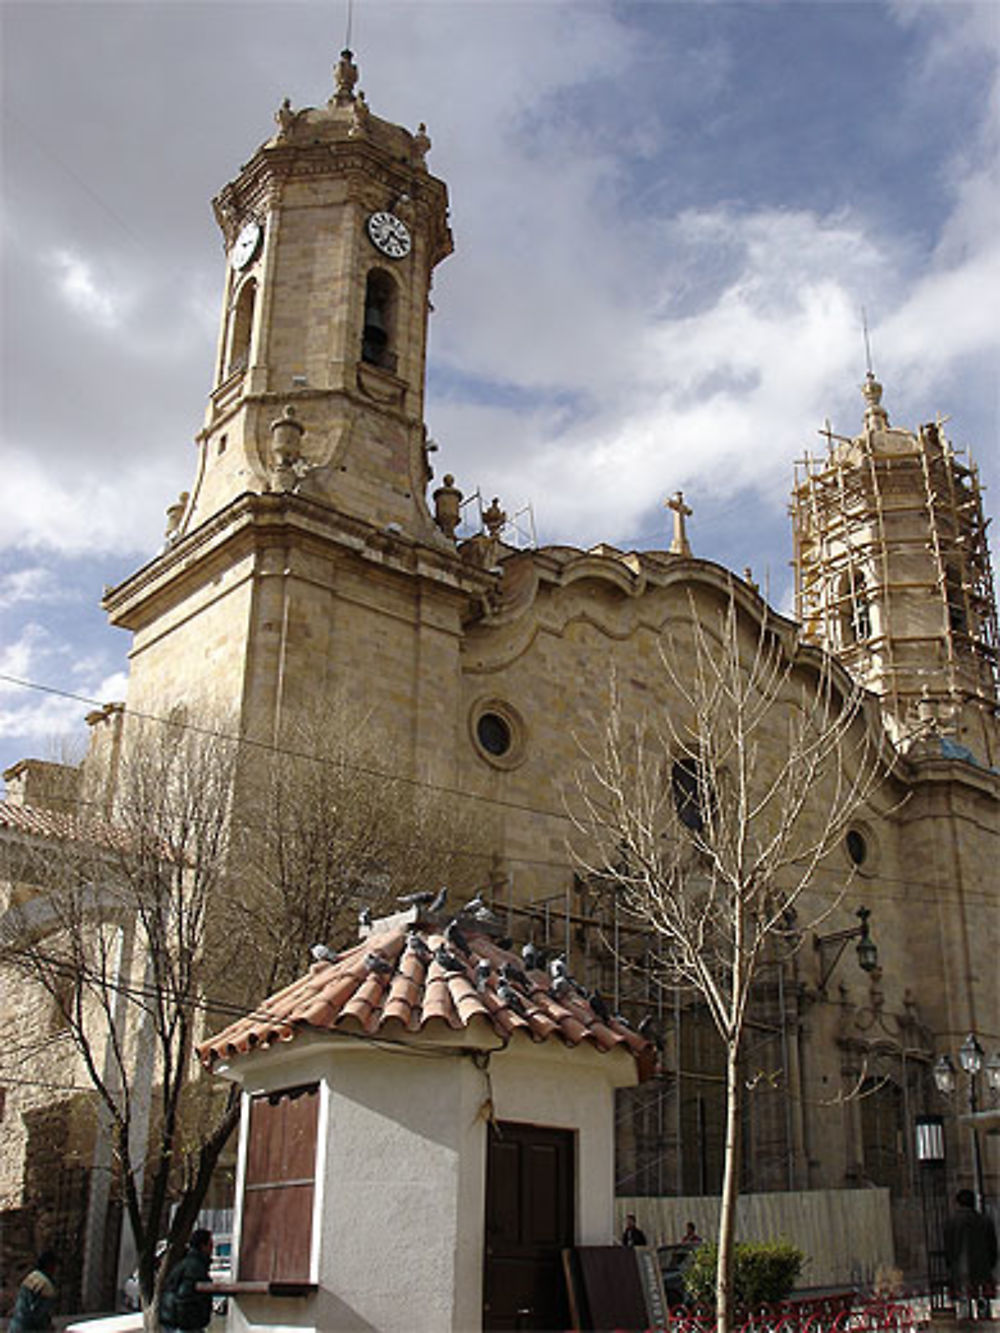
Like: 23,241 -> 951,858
944,1189 -> 997,1317
9,1250 -> 58,1331
159,1228 -> 215,1333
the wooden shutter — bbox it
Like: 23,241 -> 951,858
239,1083 -> 319,1282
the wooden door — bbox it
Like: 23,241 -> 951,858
483,1121 -> 575,1331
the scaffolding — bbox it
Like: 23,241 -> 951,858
791,417 -> 999,740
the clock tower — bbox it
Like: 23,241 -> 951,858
186,49 -> 452,539
103,54 -> 493,759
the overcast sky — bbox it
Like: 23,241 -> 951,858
1,0 -> 998,781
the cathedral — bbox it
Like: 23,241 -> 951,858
1,51 -> 997,1321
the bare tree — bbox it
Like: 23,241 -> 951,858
230,704 -> 493,997
571,588 -> 887,1332
1,717 -> 241,1331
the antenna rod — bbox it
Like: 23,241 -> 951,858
861,306 -> 874,376
345,0 -> 354,51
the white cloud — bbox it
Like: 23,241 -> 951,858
0,566 -> 65,611
49,249 -> 125,329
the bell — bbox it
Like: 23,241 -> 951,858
363,302 -> 388,349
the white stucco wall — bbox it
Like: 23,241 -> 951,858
218,1029 -> 638,1333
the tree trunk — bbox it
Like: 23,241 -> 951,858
716,1044 -> 742,1333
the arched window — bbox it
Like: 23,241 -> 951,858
672,756 -> 713,834
361,269 -> 397,371
227,279 -> 256,376
840,569 -> 871,645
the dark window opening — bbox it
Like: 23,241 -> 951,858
239,1083 -> 318,1284
846,829 -> 867,866
361,269 -> 398,372
671,757 -> 712,834
477,712 -> 512,757
227,280 -> 256,376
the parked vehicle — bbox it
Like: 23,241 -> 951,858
657,1242 -> 696,1307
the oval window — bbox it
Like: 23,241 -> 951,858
477,712 -> 512,757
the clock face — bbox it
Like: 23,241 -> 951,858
232,220 -> 262,269
367,211 -> 411,259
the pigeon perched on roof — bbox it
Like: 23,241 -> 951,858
397,889 -> 436,906
310,943 -> 338,963
549,954 -> 568,980
613,1012 -> 632,1029
433,945 -> 466,974
637,1015 -> 663,1048
588,989 -> 610,1024
429,885 -> 448,913
444,918 -> 471,957
364,952 -> 393,975
549,974 -> 571,1001
497,983 -> 526,1016
521,941 -> 538,971
358,906 -> 373,929
404,931 -> 431,960
501,960 -> 530,992
475,959 -> 492,993
461,892 -> 486,915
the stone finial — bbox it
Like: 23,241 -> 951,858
412,122 -> 431,167
433,474 -> 463,540
861,371 -> 889,431
164,491 -> 190,543
743,566 -> 759,594
333,48 -> 359,105
666,491 -> 692,557
270,404 -> 306,491
483,497 -> 507,539
349,90 -> 371,137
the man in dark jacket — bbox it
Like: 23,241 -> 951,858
944,1190 -> 997,1315
9,1250 -> 58,1332
159,1229 -> 214,1333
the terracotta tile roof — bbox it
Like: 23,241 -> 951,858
199,922 -> 655,1079
0,800 -> 129,850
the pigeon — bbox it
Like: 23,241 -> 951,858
364,952 -> 393,975
588,989 -> 611,1024
397,889 -> 436,907
501,960 -> 530,992
549,954 -> 568,980
433,945 -> 466,974
613,1012 -> 632,1029
475,959 -> 492,992
358,906 -> 373,929
638,1015 -> 664,1048
429,886 -> 449,913
496,936 -> 513,951
550,974 -> 571,1001
404,931 -> 431,960
445,918 -> 471,956
497,983 -> 526,1016
310,943 -> 338,963
521,941 -> 538,972
461,892 -> 486,915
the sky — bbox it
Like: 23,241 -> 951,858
1,0 -> 998,781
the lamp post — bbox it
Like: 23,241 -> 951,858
932,1032 -> 1000,1209
813,906 -> 879,992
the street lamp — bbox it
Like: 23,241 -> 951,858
933,1031 -> 1000,1209
814,906 -> 879,992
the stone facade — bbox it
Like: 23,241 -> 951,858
1,50 -> 998,1317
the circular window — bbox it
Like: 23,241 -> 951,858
470,698 -> 526,769
477,712 -> 512,756
846,829 -> 868,866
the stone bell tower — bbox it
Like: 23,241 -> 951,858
103,55 -> 492,758
185,48 -> 452,539
791,373 -> 999,764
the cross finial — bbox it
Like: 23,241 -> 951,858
666,491 -> 693,557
